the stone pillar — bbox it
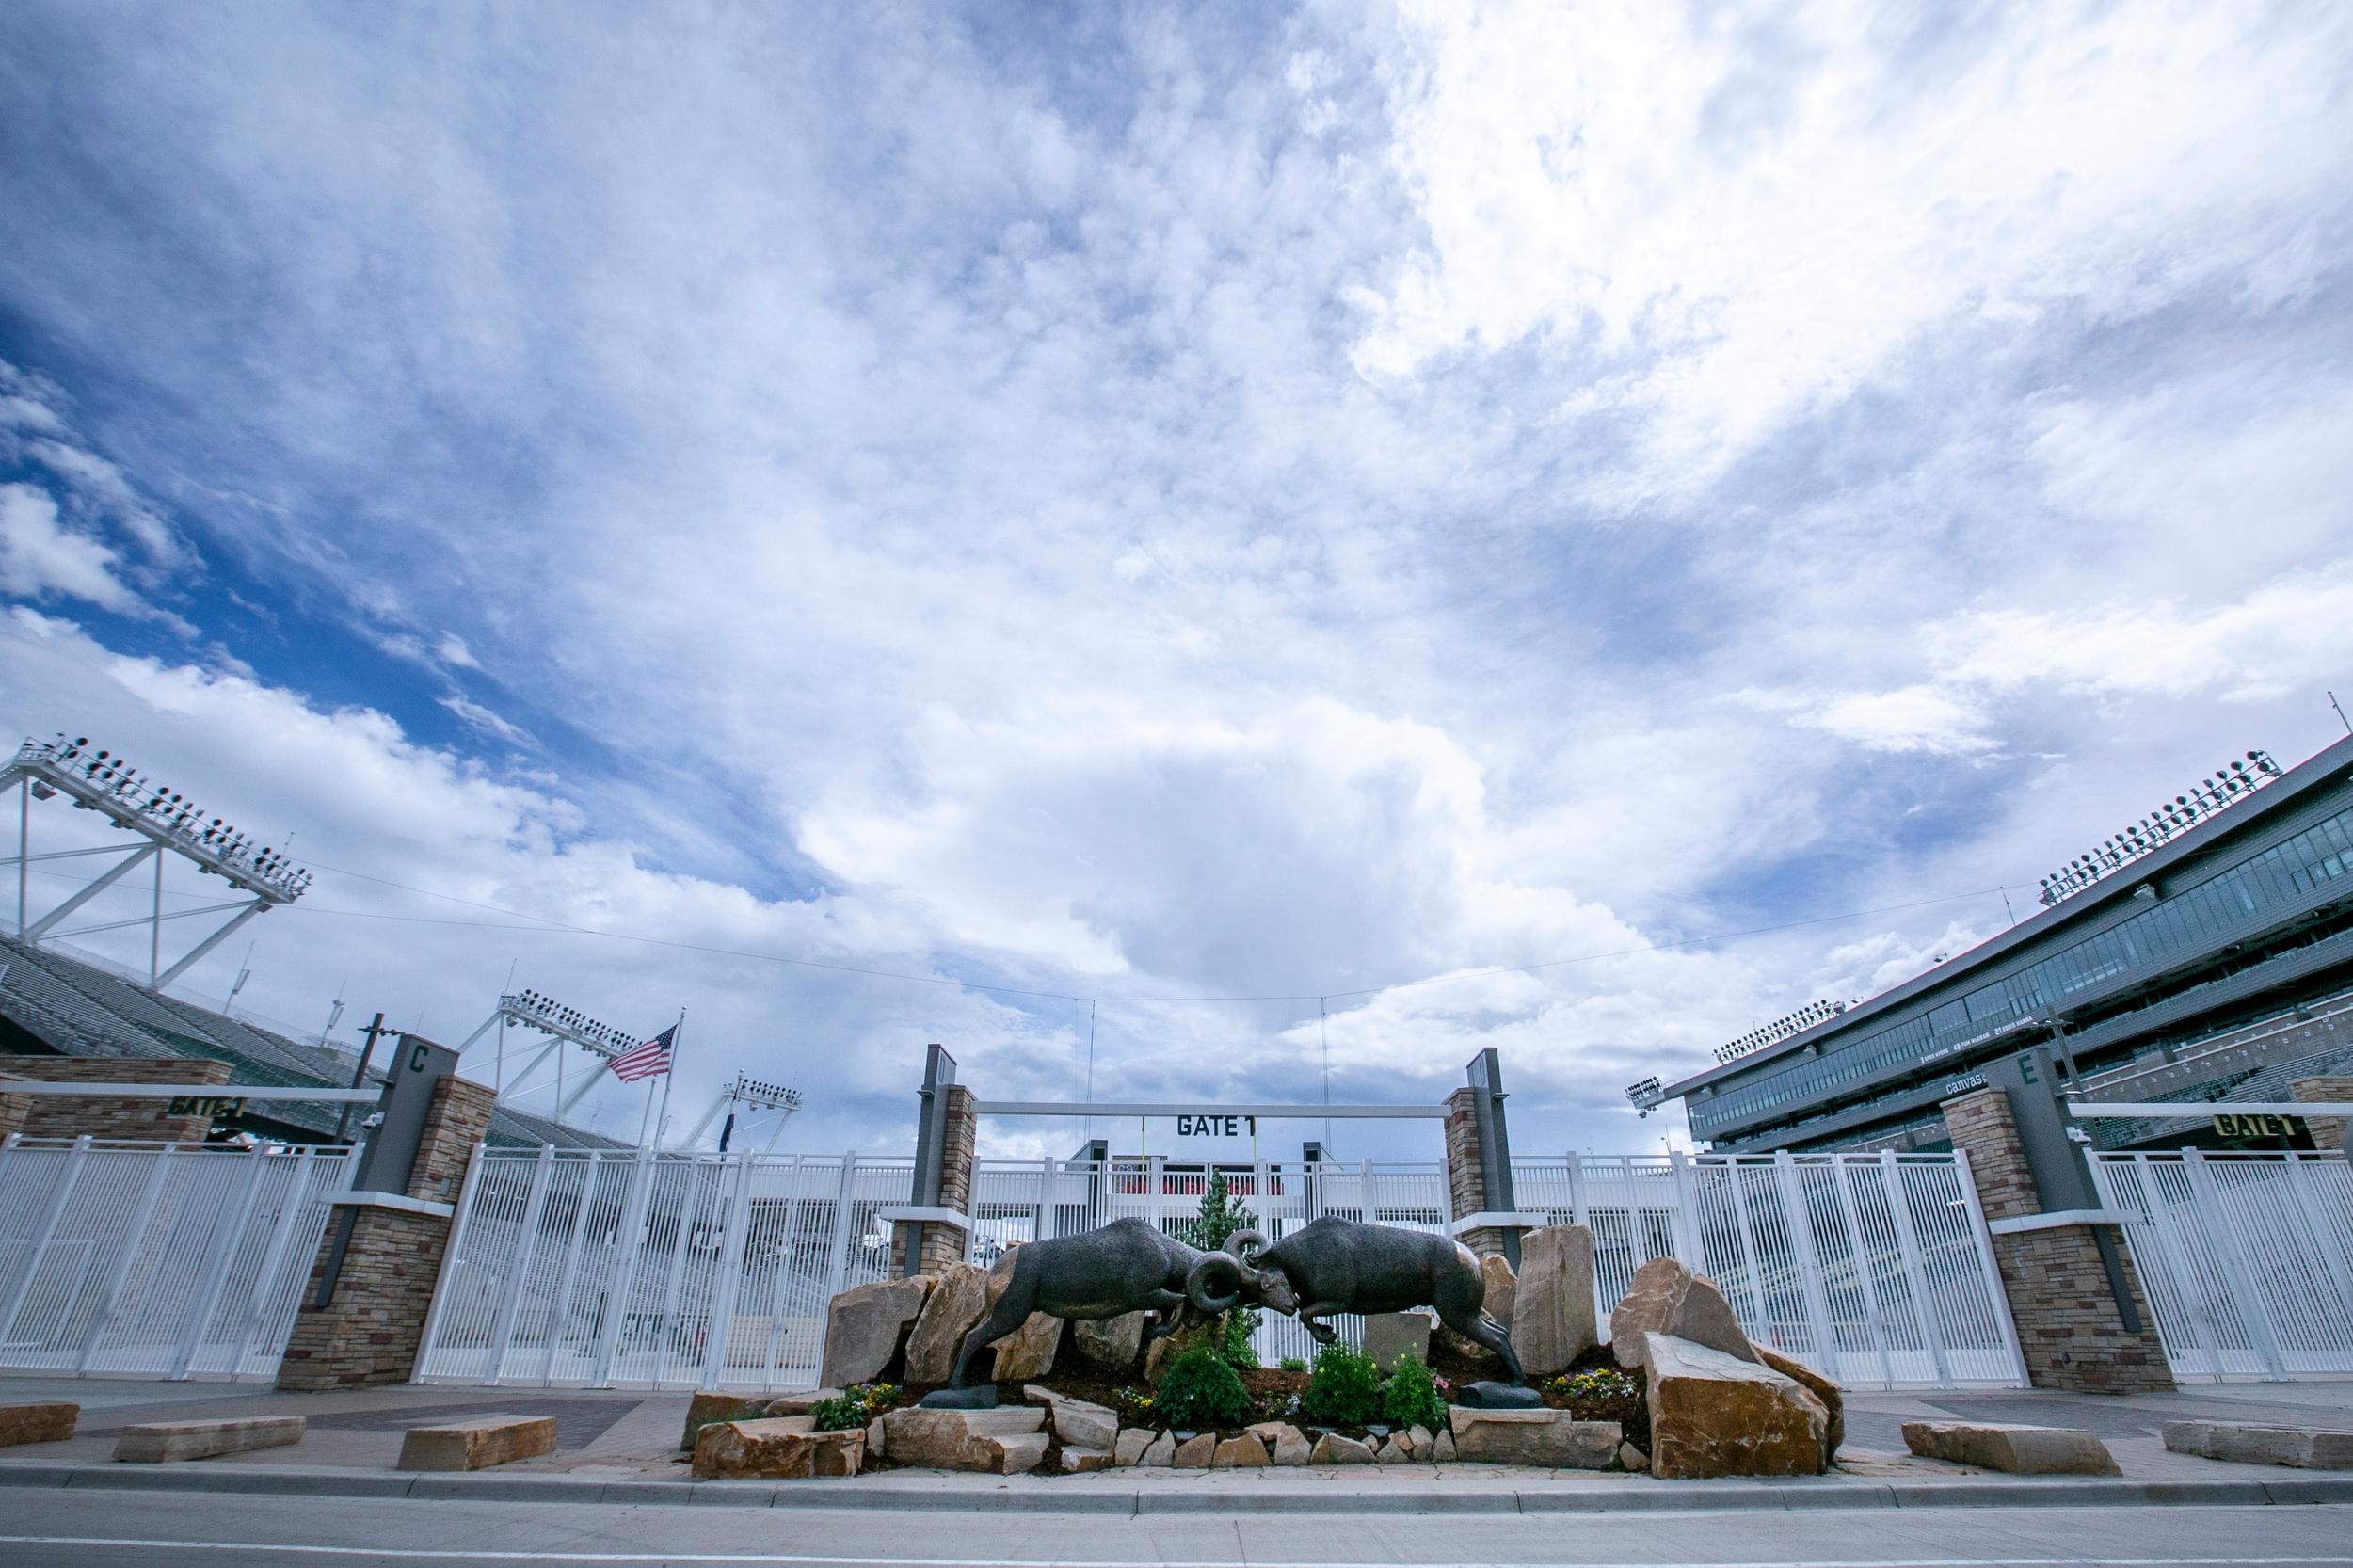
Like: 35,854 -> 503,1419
0,1055 -> 232,1142
275,1074 -> 496,1390
918,1084 -> 976,1274
1445,1087 -> 1510,1259
1942,1086 -> 2172,1394
2291,1076 -> 2353,1154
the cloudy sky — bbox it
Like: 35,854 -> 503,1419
4,2 -> 2351,1161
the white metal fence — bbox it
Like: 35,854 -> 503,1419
0,1135 -> 355,1380
2089,1149 -> 2353,1381
420,1146 -> 2023,1391
416,1150 -> 913,1389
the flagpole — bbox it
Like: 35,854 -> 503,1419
653,1008 -> 685,1150
635,1074 -> 660,1150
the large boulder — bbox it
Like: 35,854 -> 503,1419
1512,1225 -> 1597,1377
1609,1257 -> 1755,1369
1212,1432 -> 1271,1468
1075,1311 -> 1148,1373
1309,1432 -> 1376,1464
692,1419 -> 862,1479
1644,1333 -> 1826,1479
1363,1311 -> 1433,1372
1753,1342 -> 1843,1464
1025,1387 -> 1117,1451
878,1404 -> 1045,1471
1446,1407 -> 1619,1467
1480,1253 -> 1517,1325
989,1313 -> 1064,1381
902,1262 -> 989,1384
820,1274 -> 935,1388
680,1391 -> 762,1451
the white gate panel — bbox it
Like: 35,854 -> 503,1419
2090,1149 -> 2353,1381
0,1135 -> 353,1380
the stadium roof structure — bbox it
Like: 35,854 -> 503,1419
0,932 -> 624,1150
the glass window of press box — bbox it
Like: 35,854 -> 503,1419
1687,805 -> 2353,1139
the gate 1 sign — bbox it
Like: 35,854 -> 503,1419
1176,1113 -> 1257,1137
2212,1112 -> 2308,1141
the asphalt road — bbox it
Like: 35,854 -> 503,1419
0,1488 -> 2348,1568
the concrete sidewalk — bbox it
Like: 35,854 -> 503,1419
5,1371 -> 2349,1514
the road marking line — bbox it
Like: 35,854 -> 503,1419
1,1544 -> 2350,1568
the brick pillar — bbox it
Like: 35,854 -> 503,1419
920,1085 -> 976,1273
0,1056 -> 233,1142
2291,1076 -> 2353,1153
1444,1086 -> 1508,1258
275,1075 -> 496,1390
1942,1087 -> 2172,1394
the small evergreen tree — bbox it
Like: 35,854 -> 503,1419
1180,1171 -> 1262,1368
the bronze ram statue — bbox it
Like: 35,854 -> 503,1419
1188,1216 -> 1528,1385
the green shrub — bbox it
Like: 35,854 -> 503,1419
1218,1307 -> 1260,1369
1156,1344 -> 1252,1431
1380,1353 -> 1448,1432
1300,1341 -> 1382,1427
809,1382 -> 896,1432
1278,1355 -> 1308,1373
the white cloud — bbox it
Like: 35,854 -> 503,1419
0,483 -> 139,611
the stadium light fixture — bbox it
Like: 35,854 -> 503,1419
2037,751 -> 2281,908
1712,996 -> 1856,1064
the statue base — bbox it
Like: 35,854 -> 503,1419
918,1385 -> 1000,1410
1456,1380 -> 1544,1410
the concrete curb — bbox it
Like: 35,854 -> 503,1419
2,1462 -> 2349,1513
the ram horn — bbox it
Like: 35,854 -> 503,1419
1223,1227 -> 1271,1260
1186,1251 -> 1245,1315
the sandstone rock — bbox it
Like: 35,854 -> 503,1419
1075,1311 -> 1148,1373
1903,1421 -> 2119,1476
821,1274 -> 936,1388
1753,1342 -> 1843,1463
1446,1408 -> 1619,1467
1062,1446 -> 1112,1473
1173,1432 -> 1215,1468
1609,1257 -> 1756,1369
1433,1429 -> 1456,1463
1406,1424 -> 1434,1458
866,1416 -> 885,1461
1213,1432 -> 1271,1468
0,1402 -> 76,1448
1512,1225 -> 1597,1378
1048,1397 -> 1118,1452
1376,1435 -> 1410,1464
399,1414 -> 560,1473
1310,1432 -> 1376,1464
989,1313 -> 1064,1382
692,1419 -> 862,1479
1140,1430 -> 1176,1466
902,1262 -> 988,1384
2164,1420 -> 2353,1470
115,1417 -> 304,1464
964,1432 -> 1049,1474
760,1389 -> 840,1417
1618,1442 -> 1648,1473
1115,1428 -> 1155,1465
1645,1333 -> 1824,1480
1247,1422 -> 1309,1465
1481,1252 -> 1517,1325
681,1392 -> 762,1451
1144,1335 -> 1179,1384
1363,1311 -> 1433,1372
878,1404 -> 1045,1469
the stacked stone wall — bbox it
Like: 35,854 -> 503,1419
1443,1086 -> 1508,1258
1941,1087 -> 2172,1394
276,1073 -> 495,1390
0,1054 -> 232,1142
2291,1075 -> 2353,1151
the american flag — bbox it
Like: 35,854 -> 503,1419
609,1024 -> 677,1082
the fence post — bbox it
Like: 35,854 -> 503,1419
1361,1159 -> 1377,1225
1036,1155 -> 1058,1243
70,1141 -> 179,1374
649,1160 -> 707,1385
824,1153 -> 860,1303
1826,1157 -> 1897,1386
228,1148 -> 318,1378
1718,1160 -> 1773,1341
2181,1149 -> 2287,1379
590,1146 -> 659,1387
1951,1146 -> 2025,1387
483,1144 -> 557,1384
170,1149 -> 274,1380
1566,1154 -> 1590,1231
1771,1153 -> 1841,1373
413,1141 -> 489,1384
759,1152 -> 809,1382
1665,1150 -> 1701,1265
0,1133 -> 92,1347
1877,1150 -> 1951,1386
700,1153 -> 760,1388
